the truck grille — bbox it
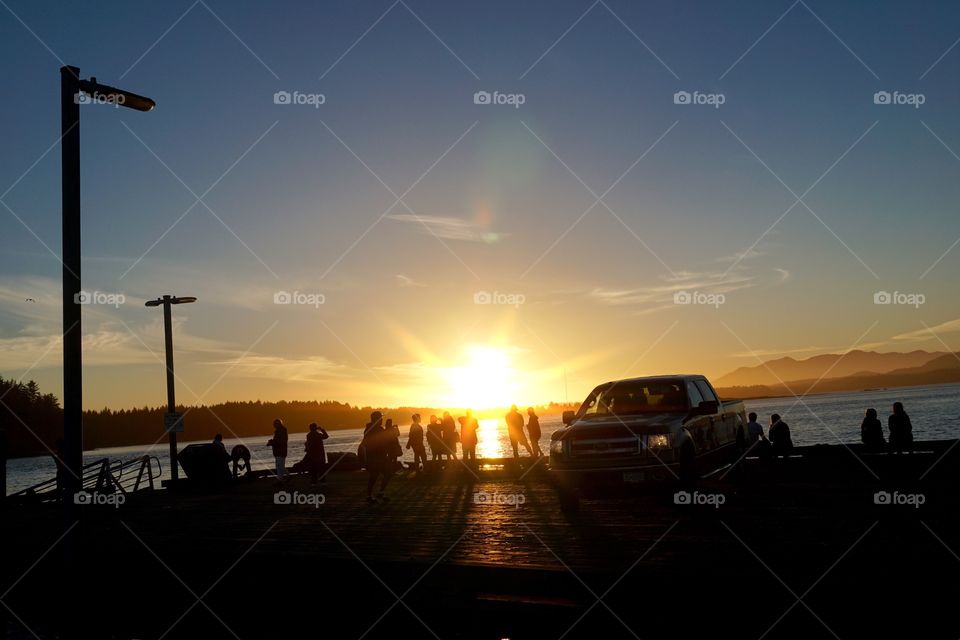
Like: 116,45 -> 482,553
569,437 -> 641,458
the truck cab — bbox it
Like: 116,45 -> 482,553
550,375 -> 746,510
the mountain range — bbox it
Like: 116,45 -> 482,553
714,350 -> 960,397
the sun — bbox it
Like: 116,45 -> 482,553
443,345 -> 517,409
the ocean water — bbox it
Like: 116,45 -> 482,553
6,383 -> 960,495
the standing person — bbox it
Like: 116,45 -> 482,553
505,405 -> 533,458
426,415 -> 444,463
305,423 -> 329,486
267,419 -> 289,482
526,407 -> 542,457
460,410 -> 479,464
441,411 -> 459,460
363,411 -> 392,502
860,408 -> 885,451
212,433 -> 228,457
888,402 -> 913,454
768,413 -> 793,457
406,414 -> 427,472
385,418 -> 403,472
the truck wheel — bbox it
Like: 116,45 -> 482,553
679,442 -> 697,485
558,486 -> 580,513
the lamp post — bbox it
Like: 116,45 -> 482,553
145,295 -> 196,483
60,66 -> 154,496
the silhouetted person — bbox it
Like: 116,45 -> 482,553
230,444 -> 251,479
746,412 -> 764,445
267,418 -> 289,482
506,405 -> 533,458
460,410 -> 479,463
527,407 -> 542,457
426,415 -> 443,462
363,411 -> 393,502
212,433 -> 228,458
305,423 -> 329,485
860,408 -> 885,451
441,411 -> 458,460
406,414 -> 426,472
888,402 -> 913,454
385,418 -> 402,470
769,413 -> 793,457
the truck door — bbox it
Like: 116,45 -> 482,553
695,379 -> 732,446
684,380 -> 710,451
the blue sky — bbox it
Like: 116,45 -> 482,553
3,0 -> 960,409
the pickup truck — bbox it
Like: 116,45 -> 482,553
549,374 -> 747,511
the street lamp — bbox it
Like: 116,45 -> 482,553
145,295 -> 197,484
60,66 -> 154,496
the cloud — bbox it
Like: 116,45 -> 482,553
891,319 -> 960,344
395,274 -> 425,288
387,214 -> 501,243
202,355 -> 347,382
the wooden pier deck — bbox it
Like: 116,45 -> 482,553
2,442 -> 960,639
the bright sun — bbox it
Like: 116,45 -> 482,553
443,345 -> 517,409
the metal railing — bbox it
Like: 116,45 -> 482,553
9,455 -> 163,503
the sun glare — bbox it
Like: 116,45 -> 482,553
444,345 -> 517,409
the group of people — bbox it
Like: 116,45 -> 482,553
859,402 -> 914,452
214,418 -> 331,485
741,401 -> 915,457
358,405 -> 544,502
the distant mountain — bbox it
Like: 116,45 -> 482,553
715,352 -> 960,399
715,350 -> 944,388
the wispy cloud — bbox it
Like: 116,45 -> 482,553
387,214 -> 501,243
395,274 -> 426,288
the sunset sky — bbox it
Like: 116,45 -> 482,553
3,1 -> 960,410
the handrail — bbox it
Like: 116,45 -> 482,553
10,454 -> 163,502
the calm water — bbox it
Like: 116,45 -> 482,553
7,383 -> 960,495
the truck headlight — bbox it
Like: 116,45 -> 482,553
646,434 -> 671,450
550,439 -> 565,456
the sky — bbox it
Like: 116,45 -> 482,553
2,0 -> 960,410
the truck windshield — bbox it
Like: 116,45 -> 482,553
578,379 -> 688,418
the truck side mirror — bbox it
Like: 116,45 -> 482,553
562,410 -> 576,425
